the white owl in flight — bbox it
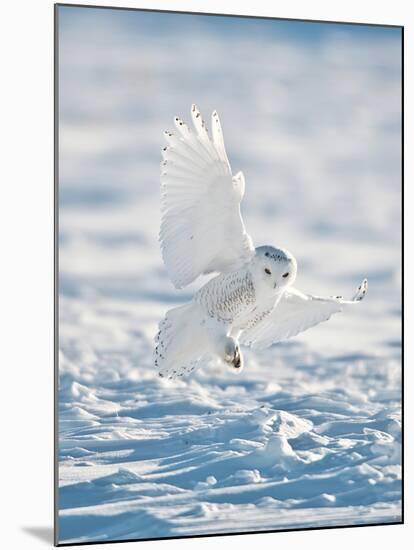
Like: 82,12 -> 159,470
155,105 -> 367,379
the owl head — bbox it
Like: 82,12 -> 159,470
252,245 -> 297,291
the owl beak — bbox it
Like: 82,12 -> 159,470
273,282 -> 277,289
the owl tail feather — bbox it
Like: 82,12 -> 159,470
154,302 -> 210,379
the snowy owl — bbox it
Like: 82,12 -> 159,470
155,104 -> 367,379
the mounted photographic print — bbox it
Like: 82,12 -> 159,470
55,4 -> 403,546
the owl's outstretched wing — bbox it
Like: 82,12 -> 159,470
160,104 -> 254,289
240,279 -> 368,350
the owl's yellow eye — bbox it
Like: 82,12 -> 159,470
283,272 -> 289,278
264,268 -> 271,275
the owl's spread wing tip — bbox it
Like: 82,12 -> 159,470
351,278 -> 368,302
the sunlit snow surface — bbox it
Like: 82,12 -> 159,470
57,7 -> 402,544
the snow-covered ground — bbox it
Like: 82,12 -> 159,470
57,7 -> 402,544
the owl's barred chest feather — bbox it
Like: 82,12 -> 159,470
193,269 -> 273,328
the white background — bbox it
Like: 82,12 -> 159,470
0,0 -> 410,549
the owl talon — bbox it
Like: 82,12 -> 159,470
224,339 -> 244,372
